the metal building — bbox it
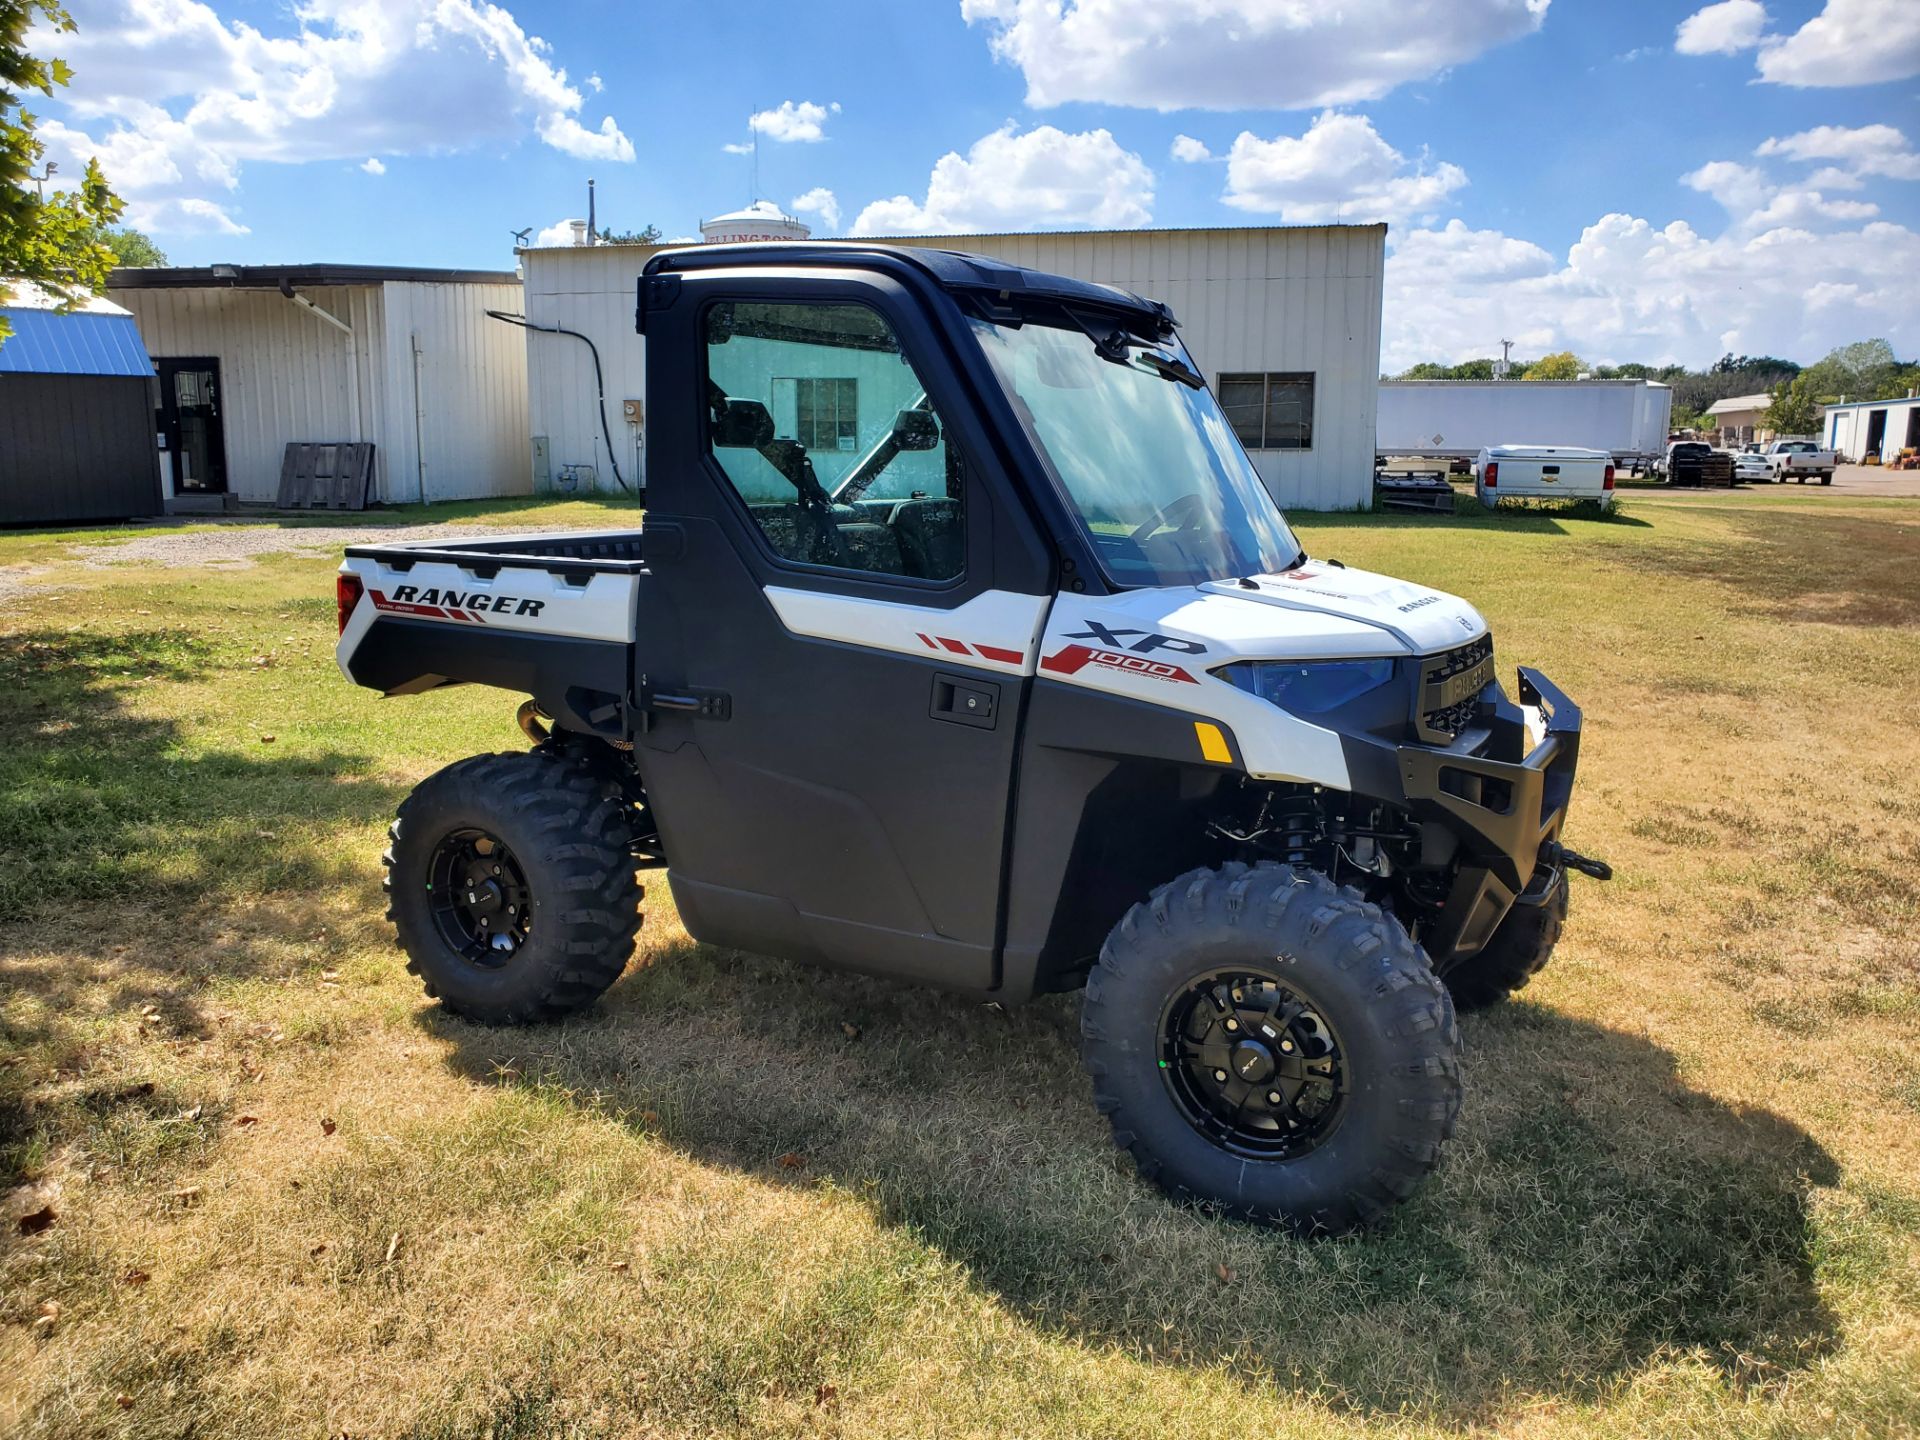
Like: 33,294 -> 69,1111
0,282 -> 163,525
109,265 -> 529,507
1825,395 -> 1920,464
518,225 -> 1387,511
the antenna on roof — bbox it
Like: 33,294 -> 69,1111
750,112 -> 760,206
587,178 -> 597,246
1495,338 -> 1514,380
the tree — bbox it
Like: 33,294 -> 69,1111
1,1 -> 123,342
1763,377 -> 1819,437
1523,351 -> 1586,380
98,224 -> 165,267
597,223 -> 662,245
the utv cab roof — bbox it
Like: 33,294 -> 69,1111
642,240 -> 1178,335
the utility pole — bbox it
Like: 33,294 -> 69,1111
28,160 -> 57,199
587,178 -> 597,246
1495,338 -> 1514,380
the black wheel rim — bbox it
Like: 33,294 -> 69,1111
427,828 -> 532,968
1158,967 -> 1348,1160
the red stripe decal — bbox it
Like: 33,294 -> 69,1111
937,636 -> 971,655
916,633 -> 937,649
975,644 -> 1024,665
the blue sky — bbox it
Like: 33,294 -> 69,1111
31,0 -> 1920,369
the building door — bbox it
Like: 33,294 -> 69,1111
157,358 -> 229,493
1863,408 -> 1888,462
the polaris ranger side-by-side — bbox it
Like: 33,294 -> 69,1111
335,243 -> 1608,1234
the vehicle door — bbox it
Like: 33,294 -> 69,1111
632,269 -> 1053,990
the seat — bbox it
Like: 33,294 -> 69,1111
888,498 -> 963,580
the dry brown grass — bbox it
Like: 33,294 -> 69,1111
2,493 -> 1918,1438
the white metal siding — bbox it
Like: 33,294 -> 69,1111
379,282 -> 530,502
1826,397 -> 1920,461
524,246 -> 649,495
117,285 -> 387,503
520,224 -> 1385,511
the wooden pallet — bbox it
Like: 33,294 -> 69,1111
277,442 -> 375,509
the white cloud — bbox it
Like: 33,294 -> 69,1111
1170,134 -> 1212,163
749,99 -> 839,144
1673,0 -> 1768,56
851,123 -> 1153,235
533,217 -> 586,246
1220,111 -> 1467,224
790,186 -> 842,233
1756,123 -> 1920,180
1682,158 -> 1775,216
30,0 -> 633,234
1755,0 -> 1920,86
1685,144 -> 1901,233
360,157 -> 385,175
960,0 -> 1549,111
1383,212 -> 1920,372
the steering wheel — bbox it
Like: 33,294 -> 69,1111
1128,491 -> 1207,546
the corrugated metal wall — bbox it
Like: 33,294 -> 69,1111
379,282 -> 531,502
117,281 -> 529,504
116,286 -> 387,503
520,224 -> 1384,511
0,374 -> 163,524
522,246 -> 649,495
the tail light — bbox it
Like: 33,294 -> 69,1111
336,572 -> 364,634
1603,464 -> 1616,490
1483,462 -> 1498,487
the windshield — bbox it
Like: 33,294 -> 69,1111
969,313 -> 1300,588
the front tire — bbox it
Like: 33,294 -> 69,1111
1442,881 -> 1568,1011
1081,864 -> 1460,1235
384,751 -> 642,1024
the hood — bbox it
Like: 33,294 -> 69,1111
1193,561 -> 1487,657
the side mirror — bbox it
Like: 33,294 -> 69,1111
891,408 -> 940,452
712,397 -> 775,449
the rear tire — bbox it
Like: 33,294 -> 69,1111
1441,881 -> 1568,1011
384,751 -> 642,1024
1081,863 -> 1460,1236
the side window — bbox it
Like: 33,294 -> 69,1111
1218,371 -> 1316,451
704,301 -> 965,582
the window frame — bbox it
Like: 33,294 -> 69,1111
698,295 -> 970,593
1216,370 -> 1316,452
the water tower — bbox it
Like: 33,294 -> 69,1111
699,200 -> 811,244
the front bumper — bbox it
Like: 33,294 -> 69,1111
1396,667 -> 1583,964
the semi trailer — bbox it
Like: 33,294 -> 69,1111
1378,379 -> 1672,471
336,242 -> 1608,1235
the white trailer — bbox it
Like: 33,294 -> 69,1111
1378,380 -> 1672,470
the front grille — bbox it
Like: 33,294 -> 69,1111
1420,634 -> 1494,739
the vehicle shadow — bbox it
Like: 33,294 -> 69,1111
424,939 -> 1840,1422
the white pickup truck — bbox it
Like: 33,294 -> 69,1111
1765,439 -> 1836,485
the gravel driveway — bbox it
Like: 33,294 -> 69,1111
68,520 -> 508,570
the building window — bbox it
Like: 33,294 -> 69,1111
791,376 -> 858,453
1217,372 -> 1315,451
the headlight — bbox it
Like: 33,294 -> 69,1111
1214,658 -> 1396,714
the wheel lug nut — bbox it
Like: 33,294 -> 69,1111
1213,1068 -> 1229,1083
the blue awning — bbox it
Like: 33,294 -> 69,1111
0,304 -> 154,378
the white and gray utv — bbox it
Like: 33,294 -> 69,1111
335,242 -> 1608,1234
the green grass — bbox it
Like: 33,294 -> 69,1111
2,490 -> 1917,1438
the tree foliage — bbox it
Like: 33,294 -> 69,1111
3,1 -> 124,341
1763,377 -> 1819,437
98,224 -> 165,267
1522,351 -> 1586,381
597,223 -> 662,245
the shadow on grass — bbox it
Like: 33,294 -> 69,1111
0,626 -> 402,1184
426,940 -> 1839,1422
1298,500 -> 1651,538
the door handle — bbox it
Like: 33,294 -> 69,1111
930,673 -> 998,729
